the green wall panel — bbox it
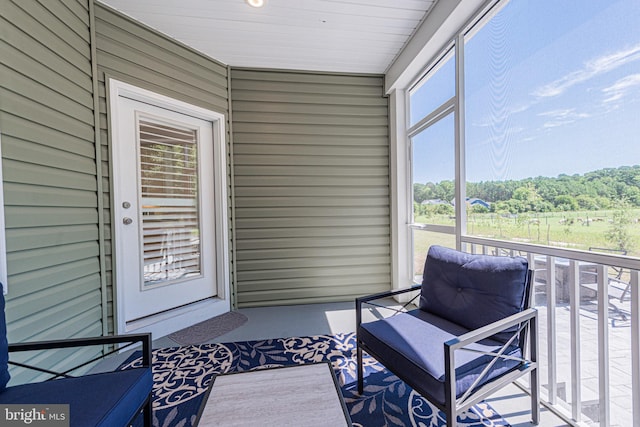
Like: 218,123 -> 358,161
0,0 -> 103,385
230,69 -> 391,307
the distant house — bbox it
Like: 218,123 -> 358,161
467,198 -> 491,209
421,199 -> 451,206
450,198 -> 491,209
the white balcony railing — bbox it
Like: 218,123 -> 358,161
462,236 -> 639,427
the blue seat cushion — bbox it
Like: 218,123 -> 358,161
0,367 -> 152,427
359,309 -> 522,406
420,245 -> 528,343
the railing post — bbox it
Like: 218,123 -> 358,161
631,270 -> 639,426
569,260 -> 582,422
547,256 -> 557,405
596,264 -> 610,427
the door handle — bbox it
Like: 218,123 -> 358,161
123,217 -> 133,225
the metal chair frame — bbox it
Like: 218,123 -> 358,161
356,271 -> 539,427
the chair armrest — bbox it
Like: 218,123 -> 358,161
8,333 -> 153,368
356,284 -> 421,306
446,308 -> 537,351
356,285 -> 422,327
443,308 -> 538,408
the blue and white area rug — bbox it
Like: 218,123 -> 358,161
121,332 -> 509,427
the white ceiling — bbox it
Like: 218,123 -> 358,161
98,0 -> 437,74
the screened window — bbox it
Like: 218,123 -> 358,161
409,50 -> 455,126
410,113 -> 456,279
399,1 -> 640,425
411,113 -> 456,226
464,0 -> 640,257
408,48 -> 457,280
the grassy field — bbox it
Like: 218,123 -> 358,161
413,209 -> 640,271
412,231 -> 456,277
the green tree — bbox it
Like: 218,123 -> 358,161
433,180 -> 455,202
471,204 -> 489,214
554,195 -> 578,211
430,203 -> 454,216
575,194 -> 599,210
512,183 -> 545,212
605,200 -> 636,252
413,183 -> 432,204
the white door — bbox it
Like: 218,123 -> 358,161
114,96 -> 217,323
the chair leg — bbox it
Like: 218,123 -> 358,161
143,395 -> 153,427
531,367 -> 540,425
357,343 -> 363,394
445,402 -> 456,427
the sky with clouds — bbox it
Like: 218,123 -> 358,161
412,0 -> 640,184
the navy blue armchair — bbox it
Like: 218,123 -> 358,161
0,289 -> 153,426
356,245 -> 539,426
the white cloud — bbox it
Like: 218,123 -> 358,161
538,108 -> 589,119
538,109 -> 571,118
532,44 -> 640,98
543,120 -> 574,129
602,73 -> 640,103
538,108 -> 590,128
471,103 -> 535,128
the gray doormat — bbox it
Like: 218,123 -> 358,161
168,311 -> 248,346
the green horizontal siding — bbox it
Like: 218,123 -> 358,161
2,0 -> 394,355
231,69 -> 391,306
0,0 -> 103,385
0,90 -> 94,141
0,114 -> 96,157
234,133 -> 388,146
6,225 -> 99,252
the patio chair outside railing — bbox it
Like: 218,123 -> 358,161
579,247 -> 631,324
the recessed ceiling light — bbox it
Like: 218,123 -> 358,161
246,0 -> 265,7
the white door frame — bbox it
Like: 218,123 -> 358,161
108,78 -> 230,337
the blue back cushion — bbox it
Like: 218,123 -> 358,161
0,287 -> 10,391
419,246 -> 529,343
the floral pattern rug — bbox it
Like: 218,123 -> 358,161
121,332 -> 510,427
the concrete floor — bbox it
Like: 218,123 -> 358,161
155,301 -> 570,426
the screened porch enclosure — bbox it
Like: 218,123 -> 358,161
403,1 -> 640,425
2,0 -> 639,425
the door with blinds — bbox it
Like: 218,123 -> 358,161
114,96 -> 217,323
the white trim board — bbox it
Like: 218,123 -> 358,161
0,133 -> 7,294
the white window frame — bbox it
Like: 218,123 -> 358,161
388,89 -> 413,292
388,0 -> 491,290
405,43 -> 461,284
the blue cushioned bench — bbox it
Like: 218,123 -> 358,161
0,287 -> 153,427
